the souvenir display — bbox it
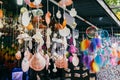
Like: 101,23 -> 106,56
0,0 -> 120,80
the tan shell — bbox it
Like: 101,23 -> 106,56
29,2 -> 43,8
39,24 -> 46,29
32,16 -> 41,23
15,51 -> 21,60
55,23 -> 64,30
0,9 -> 3,19
29,52 -> 46,71
26,23 -> 34,30
55,55 -> 68,69
45,11 -> 51,25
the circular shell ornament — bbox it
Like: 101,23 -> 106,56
59,27 -> 70,37
86,26 -> 98,38
69,8 -> 77,17
56,10 -> 61,19
20,7 -> 28,14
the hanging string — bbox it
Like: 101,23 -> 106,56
82,34 -> 84,40
12,28 -> 14,43
58,4 -> 59,11
53,6 -> 55,17
46,0 -> 49,28
37,9 -> 40,29
52,6 -> 56,22
57,5 -> 60,22
62,0 -> 66,19
47,0 -> 49,12
111,27 -> 113,37
18,42 -> 21,51
63,7 -> 65,19
0,1 -> 2,9
116,27 -> 119,41
72,2 -> 74,8
37,16 -> 39,29
24,41 -> 27,51
1,36 -> 4,48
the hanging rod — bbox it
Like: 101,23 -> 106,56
49,0 -> 97,28
97,0 -> 120,26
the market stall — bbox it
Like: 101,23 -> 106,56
0,0 -> 120,80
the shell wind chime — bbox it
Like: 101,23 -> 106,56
14,0 -> 83,76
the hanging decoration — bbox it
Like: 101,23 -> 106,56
69,3 -> 77,17
0,0 -> 119,78
59,0 -> 73,7
29,51 -> 46,71
17,0 -> 23,5
0,9 -> 3,19
22,11 -> 31,26
24,0 -> 43,8
15,51 -> 21,60
86,26 -> 98,38
59,27 -> 70,37
55,55 -> 68,69
72,54 -> 79,66
45,11 -> 51,26
81,39 -> 91,51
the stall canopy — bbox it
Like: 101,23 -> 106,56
1,0 -> 120,37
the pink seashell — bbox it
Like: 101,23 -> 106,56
24,0 -> 30,5
68,56 -> 73,62
45,11 -> 51,25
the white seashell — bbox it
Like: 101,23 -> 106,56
69,8 -> 77,17
56,10 -> 61,19
29,40 -> 32,49
22,57 -> 29,72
